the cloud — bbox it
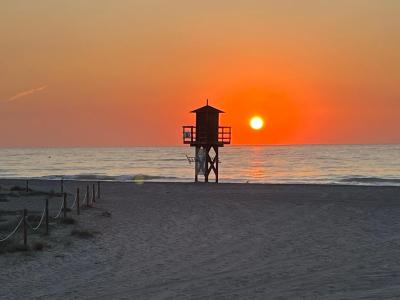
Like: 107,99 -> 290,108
3,85 -> 48,103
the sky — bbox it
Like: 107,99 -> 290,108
0,0 -> 399,147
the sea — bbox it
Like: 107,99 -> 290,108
0,145 -> 399,186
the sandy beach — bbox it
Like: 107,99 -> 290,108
1,179 -> 400,299
2,0 -> 399,298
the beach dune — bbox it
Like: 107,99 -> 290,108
1,180 -> 400,299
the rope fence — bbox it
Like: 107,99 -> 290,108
69,194 -> 77,209
0,217 -> 24,243
52,198 -> 65,219
26,206 -> 46,231
0,180 -> 102,248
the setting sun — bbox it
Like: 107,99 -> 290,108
250,116 -> 264,130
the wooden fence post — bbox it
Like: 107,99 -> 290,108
23,209 -> 27,248
45,199 -> 49,235
97,181 -> 100,199
77,188 -> 80,215
92,184 -> 96,203
63,193 -> 67,218
86,185 -> 90,207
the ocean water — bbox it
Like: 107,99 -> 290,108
0,145 -> 399,186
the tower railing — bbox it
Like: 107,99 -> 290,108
183,126 -> 231,145
218,126 -> 231,145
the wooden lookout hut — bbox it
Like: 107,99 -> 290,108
183,101 -> 231,183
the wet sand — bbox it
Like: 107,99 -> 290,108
1,179 -> 400,299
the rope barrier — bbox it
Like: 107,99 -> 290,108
25,206 -> 46,231
33,207 -> 46,230
81,193 -> 87,208
70,194 -> 77,209
0,217 -> 24,242
1,182 -> 102,244
52,199 -> 64,219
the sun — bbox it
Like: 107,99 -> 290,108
250,116 -> 264,130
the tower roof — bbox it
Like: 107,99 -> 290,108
190,105 -> 224,114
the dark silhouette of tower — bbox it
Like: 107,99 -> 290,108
183,100 -> 231,183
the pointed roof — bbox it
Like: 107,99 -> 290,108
191,105 -> 224,114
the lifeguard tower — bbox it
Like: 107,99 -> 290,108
183,100 -> 231,183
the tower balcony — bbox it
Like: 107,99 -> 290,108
182,126 -> 231,146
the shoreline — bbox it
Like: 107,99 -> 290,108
1,177 -> 400,188
1,145 -> 399,189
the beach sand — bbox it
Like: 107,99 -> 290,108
1,179 -> 400,299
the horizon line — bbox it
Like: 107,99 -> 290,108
0,142 -> 399,149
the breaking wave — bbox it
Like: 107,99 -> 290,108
339,176 -> 400,185
34,174 -> 184,182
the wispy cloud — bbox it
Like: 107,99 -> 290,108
3,85 -> 48,103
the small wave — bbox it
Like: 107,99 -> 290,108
339,176 -> 400,185
35,174 -> 182,182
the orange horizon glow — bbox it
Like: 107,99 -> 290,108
0,1 -> 399,147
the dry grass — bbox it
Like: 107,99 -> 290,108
0,240 -> 50,254
27,214 -> 42,223
7,186 -> 61,199
71,229 -> 95,239
10,186 -> 27,192
61,217 -> 75,225
0,243 -> 29,253
100,211 -> 112,217
32,242 -> 45,251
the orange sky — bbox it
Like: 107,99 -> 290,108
0,1 -> 399,147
